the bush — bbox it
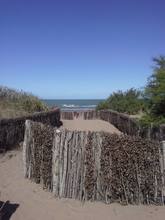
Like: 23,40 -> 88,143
139,114 -> 165,127
96,100 -> 109,110
97,88 -> 145,115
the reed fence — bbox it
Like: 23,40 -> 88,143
23,120 -> 165,205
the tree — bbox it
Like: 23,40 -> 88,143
145,56 -> 165,117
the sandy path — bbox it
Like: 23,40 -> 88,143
62,119 -> 121,133
0,150 -> 165,220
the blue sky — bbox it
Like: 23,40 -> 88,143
0,0 -> 165,99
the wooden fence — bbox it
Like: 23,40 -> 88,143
61,110 -> 141,136
61,110 -> 165,141
23,120 -> 165,205
61,110 -> 99,120
0,108 -> 61,152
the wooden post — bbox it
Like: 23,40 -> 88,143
23,120 -> 33,179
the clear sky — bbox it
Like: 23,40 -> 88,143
0,0 -> 165,99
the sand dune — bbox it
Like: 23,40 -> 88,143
0,150 -> 165,220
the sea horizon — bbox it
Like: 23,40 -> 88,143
42,99 -> 104,111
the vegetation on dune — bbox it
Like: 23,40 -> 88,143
97,55 -> 165,126
97,88 -> 145,115
0,86 -> 48,118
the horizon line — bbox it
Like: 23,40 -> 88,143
41,98 -> 105,100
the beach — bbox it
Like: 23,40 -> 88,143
1,0 -> 164,218
0,149 -> 165,220
62,119 -> 121,133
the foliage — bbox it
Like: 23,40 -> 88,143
140,56 -> 165,126
97,88 -> 145,115
97,55 -> 165,126
96,100 -> 109,110
139,114 -> 165,128
0,86 -> 48,118
144,55 -> 165,117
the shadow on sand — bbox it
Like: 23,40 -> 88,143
0,201 -> 19,220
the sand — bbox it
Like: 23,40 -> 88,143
0,151 -> 165,220
62,119 -> 121,133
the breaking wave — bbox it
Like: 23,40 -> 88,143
62,104 -> 96,108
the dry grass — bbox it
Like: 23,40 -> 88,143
0,86 -> 48,119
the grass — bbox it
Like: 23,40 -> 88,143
0,86 -> 48,119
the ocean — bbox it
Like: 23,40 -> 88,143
42,99 -> 104,111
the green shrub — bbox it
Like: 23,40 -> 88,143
139,113 -> 165,127
96,100 -> 109,110
97,88 -> 145,114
